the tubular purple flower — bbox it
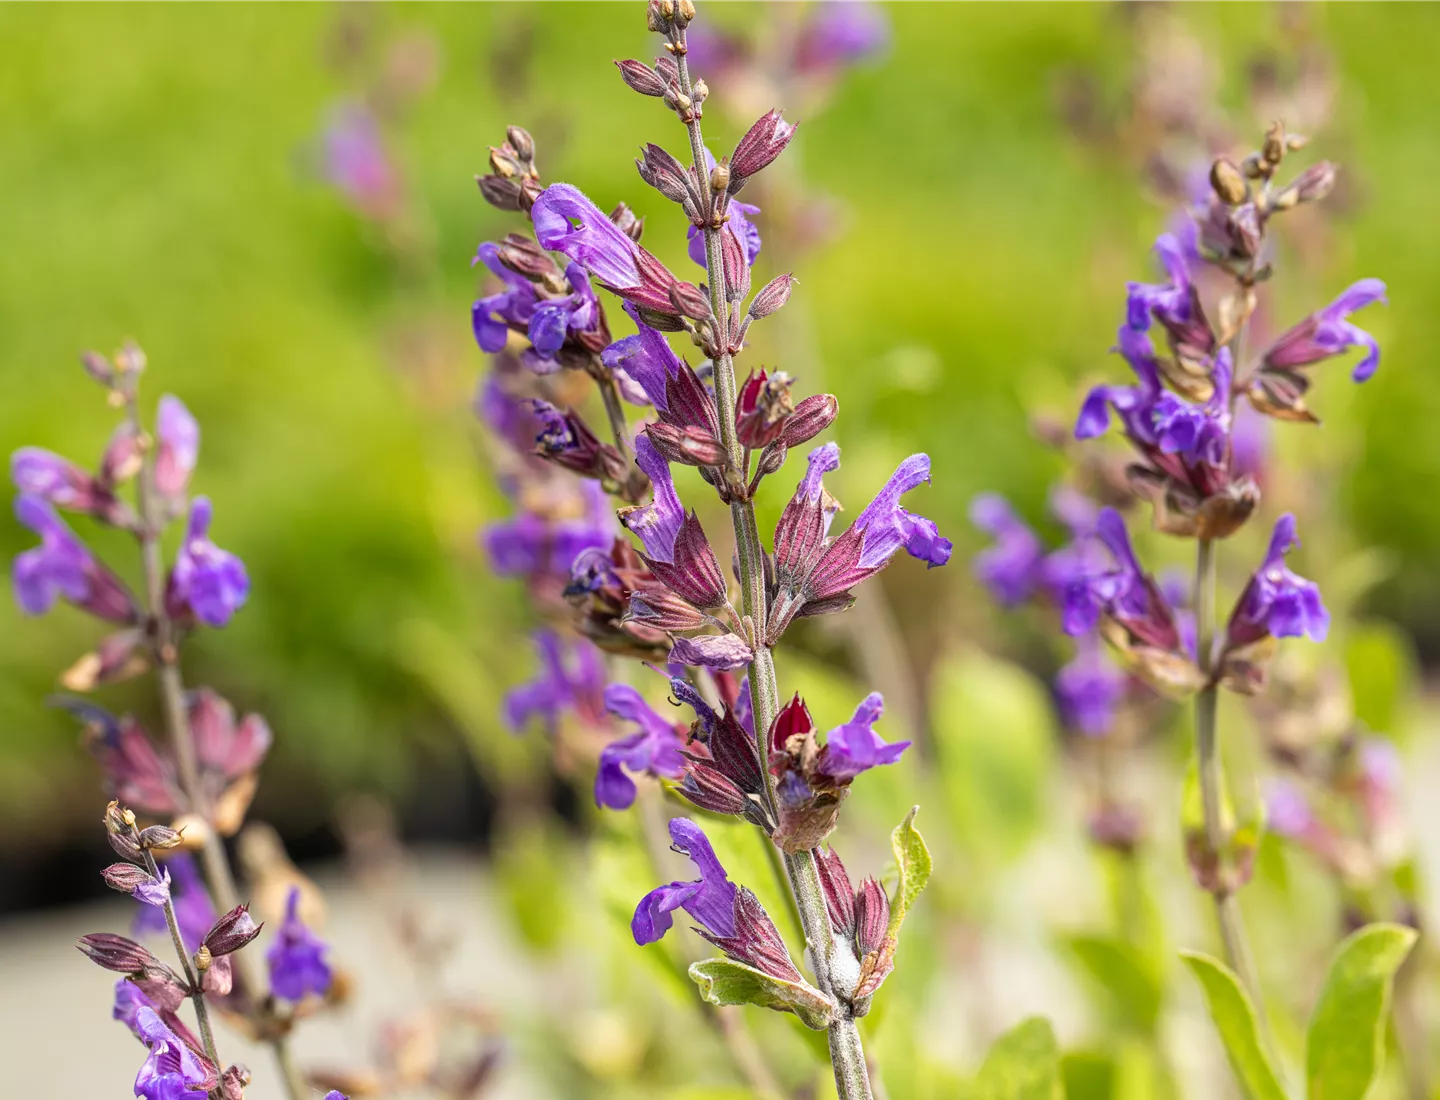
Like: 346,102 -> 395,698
526,263 -> 602,367
483,479 -> 615,581
472,242 -> 540,355
632,817 -> 737,945
970,493 -> 1044,607
154,396 -> 199,499
816,692 -> 910,780
1075,326 -> 1164,443
167,496 -> 249,628
113,979 -> 159,1040
1226,514 -> 1329,648
601,307 -> 683,411
1055,637 -> 1126,736
1151,348 -> 1233,466
532,183 -> 644,289
12,494 -> 136,622
504,629 -> 606,732
621,436 -> 685,562
133,1006 -> 213,1100
1125,232 -> 1193,333
850,455 -> 952,570
596,684 -> 686,810
1062,508 -> 1179,652
11,447 -> 113,514
1263,278 -> 1387,382
266,886 -> 332,1002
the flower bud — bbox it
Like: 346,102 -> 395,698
729,110 -> 796,188
505,125 -> 535,164
610,202 -> 645,243
814,847 -> 857,937
646,0 -> 670,31
139,825 -> 185,851
477,173 -> 523,211
220,1066 -> 252,1100
676,0 -> 696,25
780,393 -> 838,448
736,370 -> 795,449
203,903 -> 264,957
853,877 -> 890,958
748,273 -> 795,319
753,441 -> 788,482
770,693 -> 814,752
114,342 -> 146,377
103,862 -> 158,894
1210,157 -> 1247,205
81,350 -> 116,387
636,143 -> 693,206
655,56 -> 679,85
645,422 -> 727,467
76,932 -> 159,974
99,422 -> 145,490
200,952 -> 234,996
616,58 -> 666,97
1273,160 -> 1337,210
709,161 -> 730,194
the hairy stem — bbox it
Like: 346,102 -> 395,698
143,846 -> 221,1091
126,393 -> 307,1100
1193,539 -> 1263,1009
672,26 -> 872,1099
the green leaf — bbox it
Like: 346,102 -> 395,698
688,958 -> 835,1031
1306,922 -> 1418,1100
1064,934 -> 1162,1035
886,805 -> 933,939
975,1016 -> 1063,1100
1180,951 -> 1286,1100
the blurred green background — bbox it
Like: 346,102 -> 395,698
2,0 -> 1437,847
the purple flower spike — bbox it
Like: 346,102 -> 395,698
1226,514 -> 1329,648
504,630 -> 605,732
266,886 -> 332,1003
596,684 -> 686,811
532,183 -> 644,291
134,1006 -> 213,1100
632,817 -> 738,945
472,242 -> 540,355
167,497 -> 249,628
12,494 -> 136,622
817,692 -> 910,780
970,493 -> 1044,607
1055,637 -> 1126,736
154,396 -> 199,499
622,437 -> 686,562
1264,278 -> 1388,382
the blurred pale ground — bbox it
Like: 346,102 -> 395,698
3,2 -> 1440,1097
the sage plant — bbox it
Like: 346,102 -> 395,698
10,347 -> 342,1100
470,3 -> 948,1094
975,119 -> 1416,1092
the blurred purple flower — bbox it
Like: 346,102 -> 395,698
970,493 -> 1044,606
797,2 -> 891,71
11,494 -> 136,622
632,817 -> 737,945
154,396 -> 199,500
1264,279 -> 1387,382
1055,637 -> 1126,736
132,855 -> 215,954
504,629 -> 606,732
596,684 -> 686,810
11,447 -> 115,516
483,479 -> 614,581
167,496 -> 249,628
267,886 -> 331,1002
319,102 -> 401,219
620,436 -> 686,562
526,264 -> 602,370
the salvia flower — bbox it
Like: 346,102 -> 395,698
483,478 -> 615,582
154,395 -> 200,500
1055,636 -> 1127,736
105,863 -> 172,909
504,629 -> 607,732
12,495 -> 137,622
1225,514 -> 1329,649
525,264 -> 605,371
633,817 -> 737,945
133,855 -> 214,954
815,692 -> 910,780
133,1006 -> 215,1100
1262,278 -> 1387,383
267,885 -> 332,1002
166,497 -> 249,628
620,438 -> 728,610
969,494 -> 1045,607
596,683 -> 686,810
11,447 -> 119,518
472,241 -> 540,355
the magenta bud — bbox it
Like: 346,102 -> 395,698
748,273 -> 795,319
100,423 -> 145,490
153,395 -> 199,500
854,877 -> 891,957
616,58 -> 666,97
814,847 -> 856,937
81,350 -> 115,387
102,863 -> 155,893
627,587 -> 708,632
668,281 -> 713,321
735,370 -> 795,449
76,932 -> 159,974
203,904 -> 263,957
644,423 -> 725,468
780,394 -> 838,448
729,110 -> 797,186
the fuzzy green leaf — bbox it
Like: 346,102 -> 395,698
688,958 -> 835,1031
1180,951 -> 1286,1100
1307,922 -> 1417,1100
886,805 -> 932,941
976,1016 -> 1063,1100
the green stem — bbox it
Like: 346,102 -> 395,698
1193,539 -> 1263,1010
126,389 -> 307,1100
672,23 -> 872,1099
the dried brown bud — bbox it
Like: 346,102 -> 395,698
488,145 -> 522,179
709,161 -> 730,194
615,58 -> 666,97
646,0 -> 668,31
505,125 -> 535,164
194,944 -> 213,972
1210,157 -> 1248,205
477,174 -> 523,211
692,78 -> 709,104
676,0 -> 696,25
139,825 -> 185,851
1262,121 -> 1286,168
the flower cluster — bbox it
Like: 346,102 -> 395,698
466,4 -> 942,1091
11,347 -> 338,1100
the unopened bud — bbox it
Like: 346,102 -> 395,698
610,202 -> 645,242
655,56 -> 679,85
615,58 -> 666,97
645,422 -> 727,467
669,281 -> 713,321
505,125 -> 535,164
203,903 -> 264,957
81,351 -> 115,387
646,0 -> 668,31
754,441 -> 788,481
692,78 -> 709,104
1209,157 -> 1247,205
488,146 -> 520,179
676,0 -> 696,24
1274,160 -> 1337,210
139,825 -> 184,851
729,110 -> 797,187
477,174 -> 523,212
76,932 -> 159,974
780,393 -> 838,448
102,862 -> 156,894
1262,121 -> 1286,167
100,422 -> 145,489
709,161 -> 730,194
748,273 -> 795,319
194,944 -> 213,972
1242,153 -> 1265,179
220,1066 -> 252,1100
114,342 -> 146,376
